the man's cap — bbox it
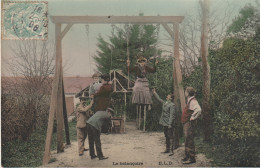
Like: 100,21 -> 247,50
106,107 -> 114,113
79,96 -> 87,102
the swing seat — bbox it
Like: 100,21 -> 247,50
113,121 -> 121,133
111,117 -> 124,133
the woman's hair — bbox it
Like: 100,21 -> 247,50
92,72 -> 101,78
185,87 -> 196,96
137,56 -> 147,63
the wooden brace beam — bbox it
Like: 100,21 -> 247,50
61,24 -> 73,39
162,23 -> 174,39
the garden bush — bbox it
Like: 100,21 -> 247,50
183,34 -> 260,166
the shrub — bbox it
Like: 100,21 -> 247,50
183,32 -> 260,166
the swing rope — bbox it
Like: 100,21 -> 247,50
126,24 -> 130,90
110,24 -> 115,81
85,24 -> 92,75
155,23 -> 160,88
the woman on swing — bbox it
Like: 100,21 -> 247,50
127,54 -> 158,130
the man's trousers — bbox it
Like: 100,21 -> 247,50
87,124 -> 103,158
163,126 -> 175,153
183,121 -> 196,160
77,126 -> 88,154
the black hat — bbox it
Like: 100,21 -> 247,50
79,96 -> 87,102
101,74 -> 110,81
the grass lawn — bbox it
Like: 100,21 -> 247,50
1,118 -> 77,167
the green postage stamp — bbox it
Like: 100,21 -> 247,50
2,1 -> 48,40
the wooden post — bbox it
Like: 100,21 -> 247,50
143,105 -> 146,132
57,71 -> 64,153
114,71 -> 116,91
124,92 -> 126,133
162,23 -> 185,110
173,66 -> 179,111
136,105 -> 139,127
42,23 -> 63,165
59,24 -> 73,147
42,69 -> 59,164
173,66 -> 180,149
139,105 -> 141,129
173,23 -> 186,111
62,76 -> 70,145
56,23 -> 65,153
172,23 -> 183,148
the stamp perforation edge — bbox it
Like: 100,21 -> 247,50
1,1 -> 48,40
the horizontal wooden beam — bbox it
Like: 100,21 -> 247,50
50,16 -> 185,24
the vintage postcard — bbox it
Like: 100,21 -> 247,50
1,0 -> 259,167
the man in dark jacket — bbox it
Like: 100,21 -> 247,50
91,74 -> 113,112
90,74 -> 113,134
86,107 -> 114,160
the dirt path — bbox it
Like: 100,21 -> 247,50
44,122 -> 211,167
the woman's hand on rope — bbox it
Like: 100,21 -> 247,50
127,59 -> 130,66
152,88 -> 156,94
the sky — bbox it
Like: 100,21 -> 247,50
1,0 -> 256,77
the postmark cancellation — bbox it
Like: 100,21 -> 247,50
2,1 -> 48,40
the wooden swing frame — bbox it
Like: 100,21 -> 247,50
42,15 -> 185,165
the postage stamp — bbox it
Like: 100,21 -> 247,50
1,1 -> 48,40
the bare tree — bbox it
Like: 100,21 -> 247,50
162,0 -> 236,75
1,40 -> 55,141
200,0 -> 212,141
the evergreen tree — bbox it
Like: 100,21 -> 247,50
94,24 -> 159,75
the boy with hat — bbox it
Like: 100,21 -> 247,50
76,97 -> 94,156
152,88 -> 176,156
89,72 -> 102,97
